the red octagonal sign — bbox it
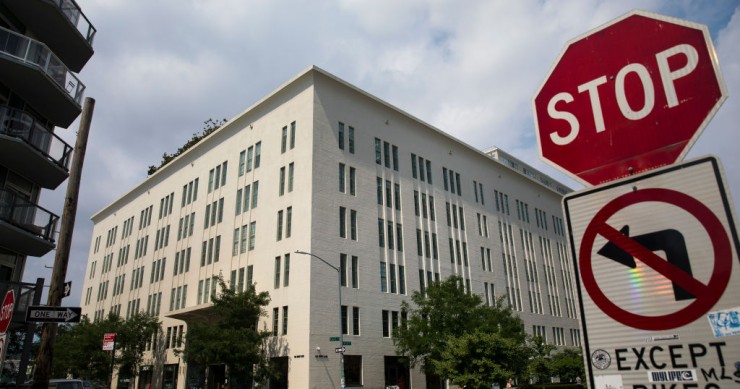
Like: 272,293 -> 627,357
0,290 -> 15,334
534,10 -> 727,186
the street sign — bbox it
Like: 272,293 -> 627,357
534,10 -> 727,186
0,290 -> 15,334
25,306 -> 81,323
334,347 -> 346,353
103,333 -> 116,351
564,156 -> 740,389
329,336 -> 340,342
342,341 -> 351,346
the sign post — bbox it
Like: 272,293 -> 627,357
534,10 -> 727,186
564,156 -> 740,388
103,333 -> 116,389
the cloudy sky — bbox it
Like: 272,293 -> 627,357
27,0 -> 740,305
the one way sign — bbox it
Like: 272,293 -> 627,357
25,306 -> 81,323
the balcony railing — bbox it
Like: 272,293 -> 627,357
0,26 -> 85,105
53,0 -> 97,45
0,105 -> 73,170
0,189 -> 58,243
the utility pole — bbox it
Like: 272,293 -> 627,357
32,97 -> 95,389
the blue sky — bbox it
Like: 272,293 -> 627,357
29,0 -> 740,306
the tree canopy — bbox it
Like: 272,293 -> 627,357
147,118 -> 227,175
393,276 -> 530,388
178,278 -> 274,387
53,312 -> 160,382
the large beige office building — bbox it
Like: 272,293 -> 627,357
82,67 -> 581,389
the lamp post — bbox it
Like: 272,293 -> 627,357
295,250 -> 345,389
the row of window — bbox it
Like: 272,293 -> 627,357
375,138 -> 399,171
208,161 -> 228,193
274,254 -> 290,289
159,192 -> 175,220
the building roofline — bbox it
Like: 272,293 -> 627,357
91,65 -> 570,221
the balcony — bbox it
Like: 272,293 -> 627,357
1,0 -> 95,72
0,105 -> 72,189
0,26 -> 85,127
0,189 -> 58,257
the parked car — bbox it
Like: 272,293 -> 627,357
48,379 -> 85,389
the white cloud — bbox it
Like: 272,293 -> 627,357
24,0 -> 740,305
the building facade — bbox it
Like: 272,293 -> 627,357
0,0 -> 95,282
82,67 -> 580,389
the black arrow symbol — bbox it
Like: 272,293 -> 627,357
598,225 -> 694,301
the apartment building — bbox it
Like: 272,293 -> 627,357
0,1 -> 95,283
82,66 -> 580,389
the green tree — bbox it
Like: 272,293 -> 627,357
147,118 -> 227,175
433,330 -> 530,389
53,313 -> 160,382
393,276 -> 528,386
549,347 -> 585,383
179,278 -> 273,387
525,335 -> 556,384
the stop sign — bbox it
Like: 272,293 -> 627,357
0,290 -> 15,334
534,10 -> 727,186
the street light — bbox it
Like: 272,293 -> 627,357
295,250 -> 345,389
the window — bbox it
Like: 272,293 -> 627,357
382,310 -> 390,337
239,150 -> 246,176
254,142 -> 261,168
248,221 -> 256,250
276,210 -> 284,241
288,163 -> 294,192
350,210 -> 357,240
348,126 -> 355,153
351,255 -> 358,288
251,181 -> 259,208
375,138 -> 382,164
376,177 -> 383,205
349,167 -> 356,196
341,305 -> 348,335
338,122 -> 345,150
339,207 -> 346,238
246,146 -> 254,172
280,166 -> 286,195
380,262 -> 387,292
282,306 -> 289,335
352,306 -> 360,335
383,141 -> 390,168
274,257 -> 281,288
283,253 -> 290,287
378,219 -> 385,248
286,207 -> 292,238
340,254 -> 347,287
339,164 -> 345,193
290,121 -> 296,149
273,307 -> 279,336
281,125 -> 288,153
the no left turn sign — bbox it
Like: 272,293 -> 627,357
564,156 -> 740,389
578,187 -> 733,331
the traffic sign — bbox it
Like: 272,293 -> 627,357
25,306 -> 81,323
0,290 -> 15,334
564,156 -> 740,389
334,347 -> 346,353
103,333 -> 116,351
534,11 -> 727,186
